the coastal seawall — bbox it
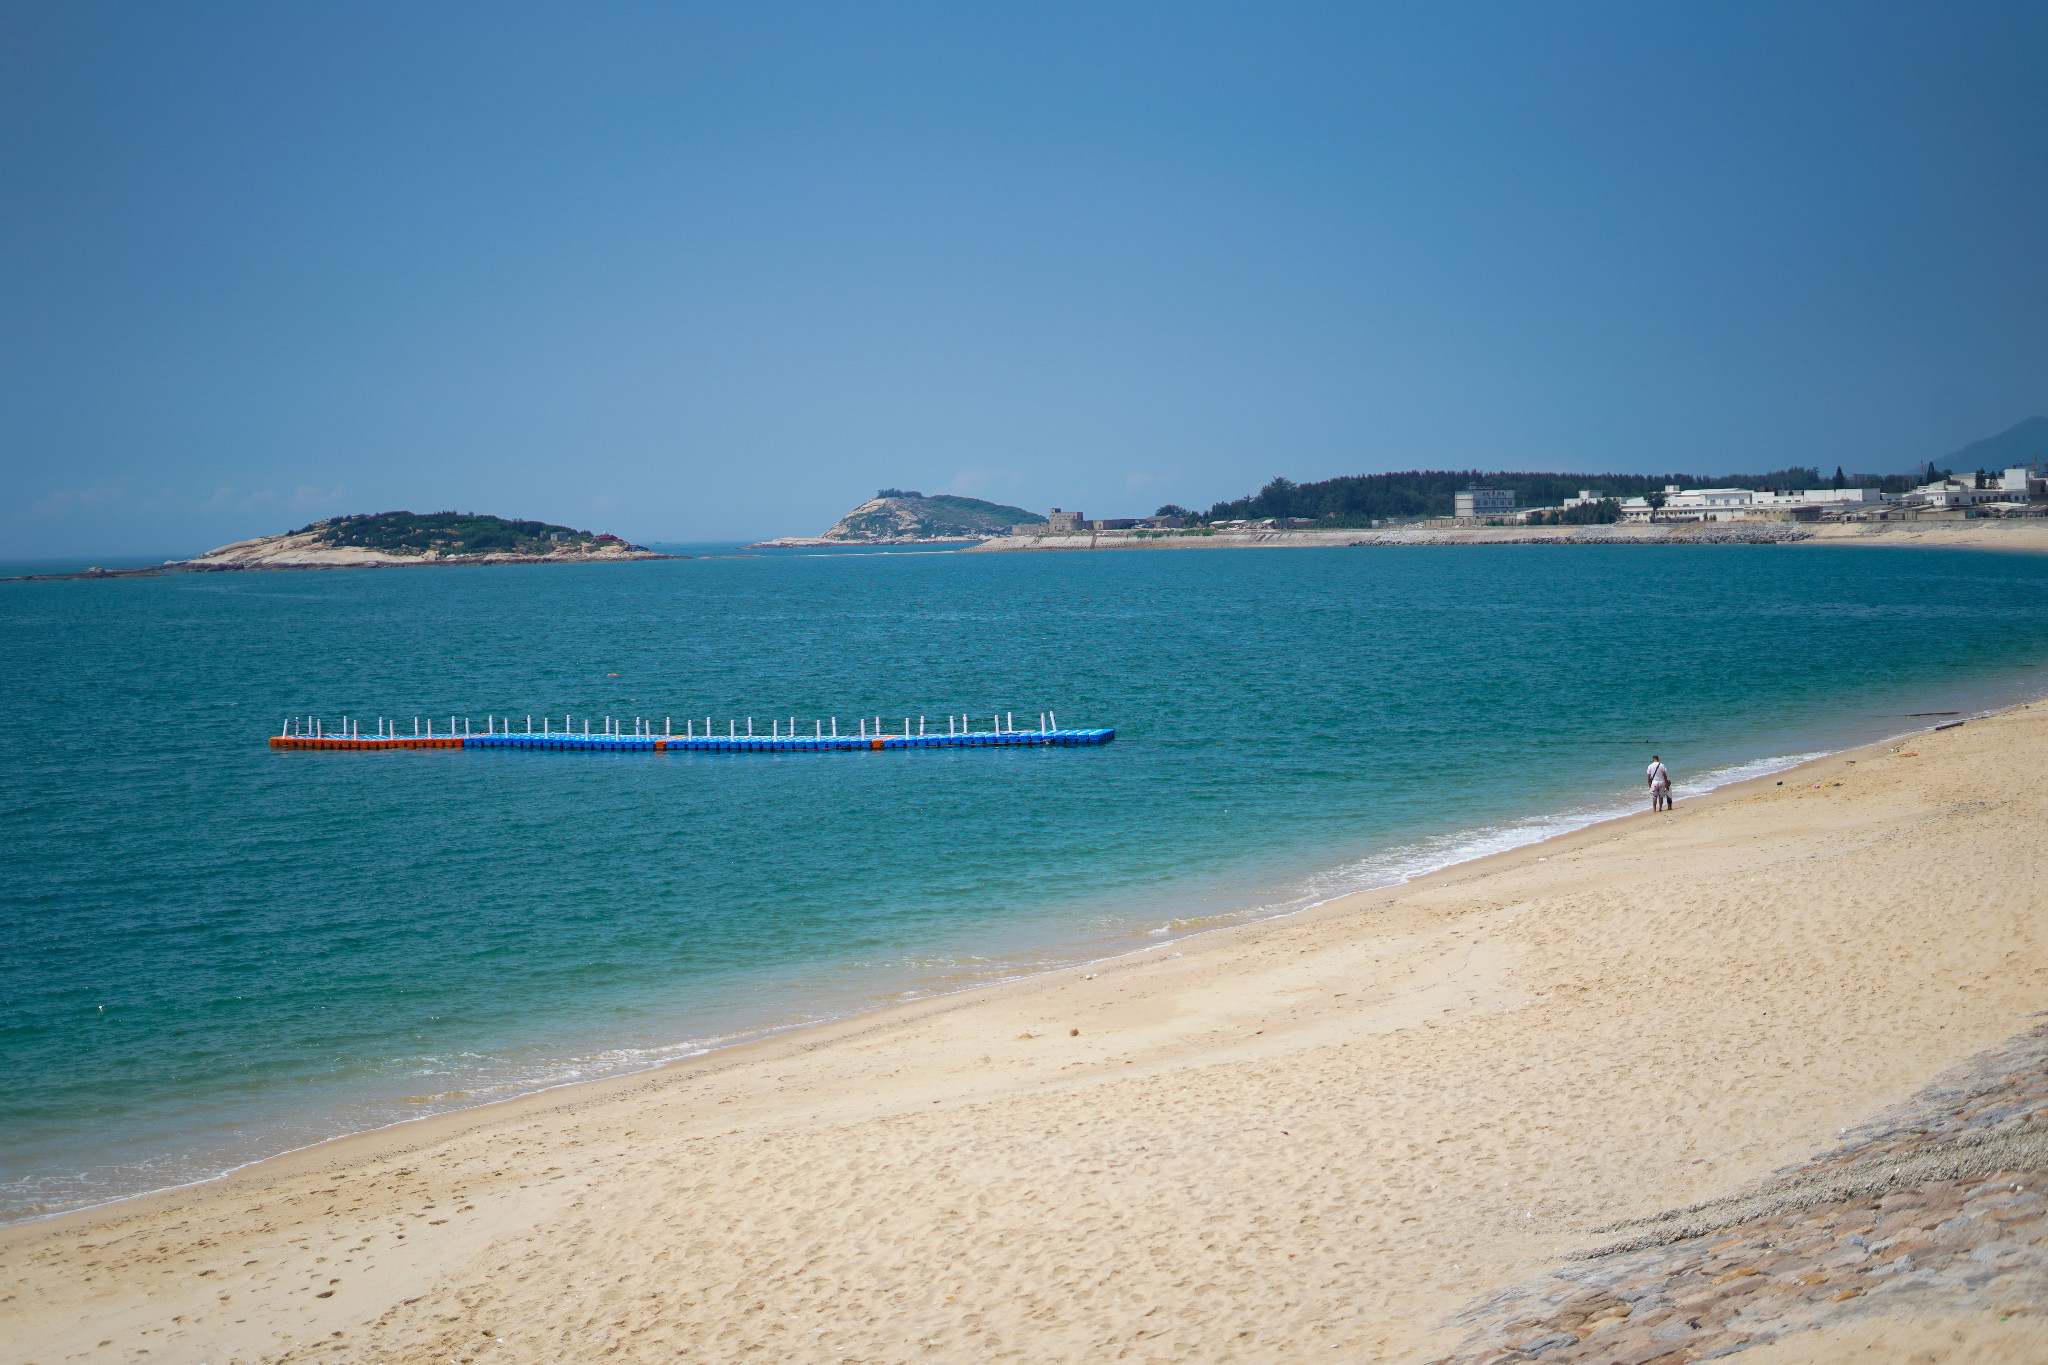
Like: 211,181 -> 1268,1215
966,520 -> 2048,553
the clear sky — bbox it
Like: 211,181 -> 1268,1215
4,2 -> 2045,556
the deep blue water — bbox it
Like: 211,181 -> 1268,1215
5,543 -> 2047,1221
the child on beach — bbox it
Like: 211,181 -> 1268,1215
1647,755 -> 1672,812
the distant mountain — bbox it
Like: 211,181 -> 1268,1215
795,491 -> 1045,543
1939,416 -> 2048,474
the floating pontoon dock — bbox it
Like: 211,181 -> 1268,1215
271,713 -> 1114,752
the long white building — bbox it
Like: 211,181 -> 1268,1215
1619,485 -> 1886,523
1617,467 -> 2042,522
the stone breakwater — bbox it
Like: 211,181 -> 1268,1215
1433,1022 -> 2048,1364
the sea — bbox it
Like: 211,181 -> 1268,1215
5,540 -> 2048,1224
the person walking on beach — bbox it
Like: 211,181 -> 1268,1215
1647,755 -> 1673,812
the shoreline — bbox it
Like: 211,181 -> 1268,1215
965,518 -> 2048,553
16,699 -> 2048,1358
2,710 -> 1955,1234
16,703 -> 2048,1342
18,517 -> 2048,582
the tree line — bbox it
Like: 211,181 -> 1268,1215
1176,466 -> 1926,528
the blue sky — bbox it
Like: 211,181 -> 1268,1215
4,2 -> 2045,556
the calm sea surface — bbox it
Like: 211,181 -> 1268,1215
5,543 -> 2048,1221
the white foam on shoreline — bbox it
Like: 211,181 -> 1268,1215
1119,693 -> 2033,951
1113,749 -> 1831,946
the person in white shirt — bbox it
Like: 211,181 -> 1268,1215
1647,756 -> 1672,812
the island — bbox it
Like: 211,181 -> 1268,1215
749,490 -> 1045,547
2,511 -> 674,580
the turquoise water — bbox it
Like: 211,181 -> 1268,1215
5,543 -> 2048,1222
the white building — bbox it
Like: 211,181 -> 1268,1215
1898,479 -> 2011,510
1771,487 -> 1885,506
1999,466 -> 2047,499
1618,486 -> 1755,522
1454,487 -> 1516,518
1044,508 -> 1084,533
1619,484 -> 1892,523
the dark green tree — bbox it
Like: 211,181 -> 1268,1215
1258,478 -> 1299,517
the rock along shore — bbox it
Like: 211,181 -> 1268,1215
1437,1022 -> 2048,1364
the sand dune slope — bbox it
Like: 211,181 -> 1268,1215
8,708 -> 2048,1364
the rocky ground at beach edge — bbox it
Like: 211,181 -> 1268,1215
1435,1023 -> 2048,1364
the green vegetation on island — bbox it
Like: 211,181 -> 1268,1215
827,491 -> 1045,540
286,511 -> 630,556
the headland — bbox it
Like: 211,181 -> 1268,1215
9,696 -> 2048,1362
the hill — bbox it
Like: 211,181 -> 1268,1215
287,511 -> 627,556
1938,416 -> 2048,476
757,491 -> 1045,545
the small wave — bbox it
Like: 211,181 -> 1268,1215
1125,749 -> 1832,943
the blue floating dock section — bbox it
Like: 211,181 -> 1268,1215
274,727 -> 1115,752
463,728 -> 1115,752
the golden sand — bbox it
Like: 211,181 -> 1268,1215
9,706 -> 2048,1363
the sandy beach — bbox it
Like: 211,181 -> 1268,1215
10,704 -> 2048,1364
